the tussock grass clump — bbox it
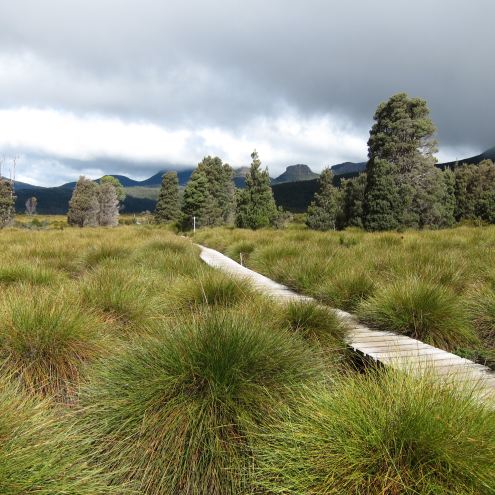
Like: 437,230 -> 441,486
0,287 -> 109,399
81,244 -> 131,268
81,264 -> 158,328
168,270 -> 256,311
0,375 -> 125,494
79,311 -> 323,494
256,369 -> 495,495
468,286 -> 495,347
357,277 -> 477,350
0,263 -> 59,286
318,268 -> 375,311
281,300 -> 347,346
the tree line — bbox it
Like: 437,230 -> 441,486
1,92 -> 493,231
306,93 -> 495,231
155,151 -> 289,229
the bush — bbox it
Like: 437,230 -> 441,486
78,311 -> 324,494
0,287 -> 109,399
256,369 -> 495,495
357,277 -> 478,350
0,375 -> 124,494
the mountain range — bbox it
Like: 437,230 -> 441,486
7,146 -> 494,214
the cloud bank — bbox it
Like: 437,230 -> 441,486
0,0 -> 491,185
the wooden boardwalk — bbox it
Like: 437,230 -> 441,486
199,245 -> 495,404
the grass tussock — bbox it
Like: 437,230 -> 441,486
80,264 -> 159,329
280,300 -> 347,346
0,374 -> 126,494
78,311 -> 324,495
0,287 -> 110,399
255,369 -> 495,495
167,270 -> 257,312
357,277 -> 478,350
193,225 -> 495,361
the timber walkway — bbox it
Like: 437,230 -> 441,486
199,244 -> 495,404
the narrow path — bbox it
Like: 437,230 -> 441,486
199,245 -> 495,404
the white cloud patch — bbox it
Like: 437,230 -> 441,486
1,106 -> 369,186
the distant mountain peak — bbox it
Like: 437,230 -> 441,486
272,164 -> 319,184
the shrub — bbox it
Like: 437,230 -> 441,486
256,369 -> 495,495
0,375 -> 125,494
0,287 -> 109,399
357,277 -> 477,350
78,311 -> 323,494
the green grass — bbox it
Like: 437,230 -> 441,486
357,277 -> 478,350
0,286 -> 110,399
279,300 -> 347,346
194,225 -> 495,362
255,368 -> 495,495
0,374 -> 127,494
0,221 -> 494,494
78,310 -> 325,494
165,270 -> 258,312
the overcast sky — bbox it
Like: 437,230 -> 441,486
0,0 -> 493,186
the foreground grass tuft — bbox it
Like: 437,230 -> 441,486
357,277 -> 478,350
78,311 -> 324,494
281,300 -> 347,346
255,369 -> 495,495
168,270 -> 257,311
0,374 -> 126,494
0,287 -> 110,399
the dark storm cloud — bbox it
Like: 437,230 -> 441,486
0,0 -> 492,183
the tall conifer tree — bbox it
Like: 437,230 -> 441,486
155,172 -> 181,223
306,169 -> 340,231
235,151 -> 278,229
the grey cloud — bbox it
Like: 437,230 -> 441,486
0,0 -> 493,178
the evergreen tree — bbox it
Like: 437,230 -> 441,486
306,169 -> 340,231
455,160 -> 495,223
235,151 -> 278,229
197,156 -> 236,225
154,171 -> 180,223
67,177 -> 100,227
180,156 -> 236,229
364,92 -> 444,230
363,159 -> 400,231
441,168 -> 456,227
181,169 -> 212,229
0,178 -> 15,228
340,173 -> 367,228
98,181 -> 119,227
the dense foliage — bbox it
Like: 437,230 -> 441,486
154,171 -> 181,223
306,169 -> 340,230
68,176 -> 122,227
181,156 -> 235,229
236,151 -> 279,229
0,178 -> 16,228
